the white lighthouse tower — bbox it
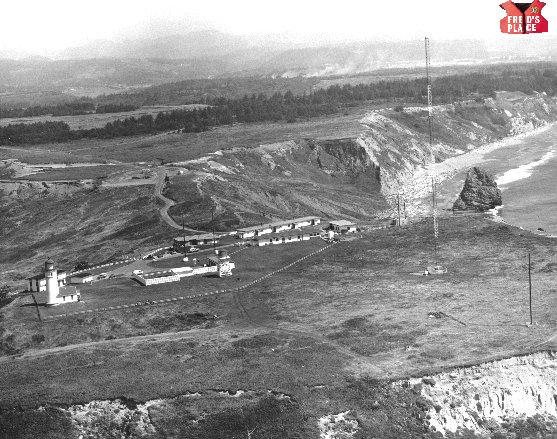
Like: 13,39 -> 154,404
44,259 -> 60,305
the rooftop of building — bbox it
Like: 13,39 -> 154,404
139,270 -> 180,279
174,233 -> 220,242
237,216 -> 320,233
329,220 -> 356,227
253,226 -> 323,240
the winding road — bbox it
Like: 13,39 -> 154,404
153,169 -> 205,232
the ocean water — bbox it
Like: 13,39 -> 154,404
434,124 -> 557,236
485,125 -> 557,235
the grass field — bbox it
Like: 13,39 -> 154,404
1,216 -> 554,407
0,103 -> 373,165
4,239 -> 329,348
0,104 -> 205,130
0,216 -> 555,438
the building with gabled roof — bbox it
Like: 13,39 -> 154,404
328,220 -> 357,234
237,216 -> 320,239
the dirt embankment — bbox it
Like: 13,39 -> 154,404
3,351 -> 554,438
164,137 -> 386,231
360,92 -> 557,216
161,92 -> 556,229
396,351 -> 557,437
0,179 -> 95,197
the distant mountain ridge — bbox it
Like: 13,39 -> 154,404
0,31 -> 555,101
59,30 -> 250,60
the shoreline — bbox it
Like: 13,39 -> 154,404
427,121 -> 556,188
396,121 -> 557,219
487,206 -> 557,239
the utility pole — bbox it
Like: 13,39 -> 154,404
528,252 -> 533,326
397,193 -> 401,226
181,214 -> 187,256
211,206 -> 216,249
432,178 -> 438,266
425,37 -> 442,272
425,37 -> 433,155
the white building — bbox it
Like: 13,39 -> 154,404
132,251 -> 235,285
328,220 -> 357,234
70,272 -> 95,284
252,228 -> 321,246
28,269 -> 67,292
173,233 -> 219,251
132,270 -> 181,286
29,260 -> 81,306
237,216 -> 320,239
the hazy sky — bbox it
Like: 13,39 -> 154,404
1,0 -> 555,55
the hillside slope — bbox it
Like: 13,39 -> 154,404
163,91 -> 557,229
0,91 -> 555,288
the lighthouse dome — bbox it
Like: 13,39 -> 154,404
45,259 -> 55,271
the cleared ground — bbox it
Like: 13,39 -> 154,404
13,164 -> 131,181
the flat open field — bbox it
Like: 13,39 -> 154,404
13,164 -> 131,181
0,104 -> 373,165
1,216 -> 554,414
0,104 -> 205,130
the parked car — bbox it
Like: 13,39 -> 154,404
97,273 -> 108,279
188,246 -> 199,253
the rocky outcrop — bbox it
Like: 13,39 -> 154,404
453,167 -> 502,212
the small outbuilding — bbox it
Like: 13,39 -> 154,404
328,220 -> 357,234
237,216 -> 320,239
252,227 -> 322,246
70,273 -> 95,284
173,234 -> 219,251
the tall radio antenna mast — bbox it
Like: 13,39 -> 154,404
425,37 -> 440,269
425,37 -> 433,152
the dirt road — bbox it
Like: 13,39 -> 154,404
153,169 -> 205,232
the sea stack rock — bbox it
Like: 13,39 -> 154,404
453,167 -> 502,212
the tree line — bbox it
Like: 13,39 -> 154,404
0,67 -> 555,146
0,102 -> 139,119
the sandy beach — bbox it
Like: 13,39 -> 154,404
397,122 -> 557,228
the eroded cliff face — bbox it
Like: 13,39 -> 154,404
0,180 -> 95,198
163,91 -> 556,228
5,352 -> 554,438
395,351 -> 557,438
357,91 -> 557,200
164,137 -> 386,230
